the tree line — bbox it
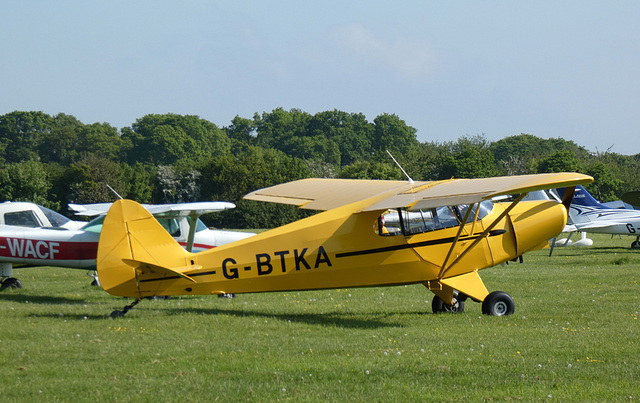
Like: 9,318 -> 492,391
1,109 -> 638,229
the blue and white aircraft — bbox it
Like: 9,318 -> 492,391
557,185 -> 640,249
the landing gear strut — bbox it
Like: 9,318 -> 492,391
0,263 -> 20,290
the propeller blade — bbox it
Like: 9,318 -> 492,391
561,186 -> 576,211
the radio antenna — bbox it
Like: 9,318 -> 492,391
386,150 -> 414,184
106,184 -> 123,200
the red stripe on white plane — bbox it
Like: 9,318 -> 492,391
0,237 -> 98,261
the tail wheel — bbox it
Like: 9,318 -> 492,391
481,291 -> 515,316
432,295 -> 465,313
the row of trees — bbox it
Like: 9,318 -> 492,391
1,110 -> 638,228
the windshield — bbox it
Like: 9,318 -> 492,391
41,206 -> 72,227
82,215 -> 104,233
187,216 -> 208,232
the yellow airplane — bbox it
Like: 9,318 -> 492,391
96,172 -> 592,318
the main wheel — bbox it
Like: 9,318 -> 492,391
481,291 -> 515,316
1,277 -> 22,290
432,295 -> 465,313
631,240 -> 640,249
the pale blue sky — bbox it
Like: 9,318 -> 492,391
2,1 -> 639,154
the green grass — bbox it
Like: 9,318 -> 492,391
1,233 -> 639,402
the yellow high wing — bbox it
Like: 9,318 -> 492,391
97,172 -> 592,318
244,173 -> 590,211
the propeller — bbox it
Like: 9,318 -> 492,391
621,191 -> 640,207
561,186 -> 576,211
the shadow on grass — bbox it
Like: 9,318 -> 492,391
162,306 -> 404,329
16,298 -> 443,325
550,245 -> 640,258
584,246 -> 639,253
27,312 -> 110,320
0,292 -> 87,305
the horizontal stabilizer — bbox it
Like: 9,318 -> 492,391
122,258 -> 200,283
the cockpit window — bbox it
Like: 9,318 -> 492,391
377,201 -> 494,236
458,201 -> 493,224
4,210 -> 40,227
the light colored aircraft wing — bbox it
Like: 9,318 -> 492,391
69,202 -> 236,217
69,203 -> 113,216
573,221 -> 629,230
144,202 -> 236,217
244,173 -> 593,211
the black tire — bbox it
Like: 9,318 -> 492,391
631,240 -> 640,249
1,277 -> 23,290
432,295 -> 465,313
110,310 -> 125,319
481,291 -> 515,316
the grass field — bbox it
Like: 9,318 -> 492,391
1,233 -> 639,402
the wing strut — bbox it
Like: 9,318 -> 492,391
185,212 -> 199,252
438,203 -> 476,276
441,193 -> 527,277
397,208 -> 407,235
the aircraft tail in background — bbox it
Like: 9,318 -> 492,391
557,185 -> 609,225
558,185 -> 604,209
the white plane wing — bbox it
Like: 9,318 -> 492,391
69,201 -> 236,217
573,220 -> 629,230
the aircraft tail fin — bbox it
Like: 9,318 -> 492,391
558,185 -> 604,208
96,199 -> 195,297
557,185 -> 605,224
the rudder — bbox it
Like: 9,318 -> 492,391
96,199 -> 192,297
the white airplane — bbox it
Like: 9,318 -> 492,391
556,185 -> 640,249
0,201 -> 255,289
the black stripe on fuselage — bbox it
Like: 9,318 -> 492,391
335,229 -> 506,259
138,270 -> 217,283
